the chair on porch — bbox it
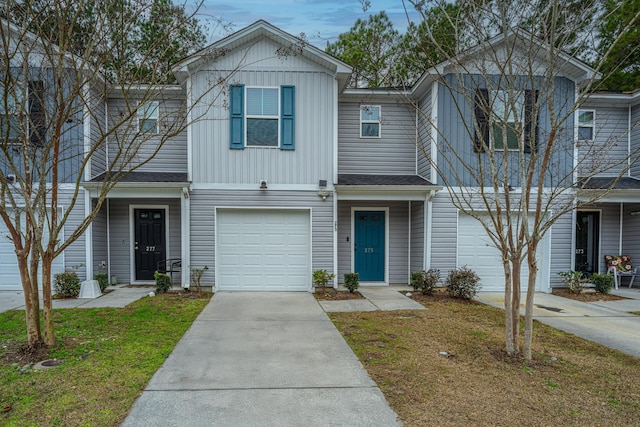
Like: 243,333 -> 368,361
157,258 -> 182,286
605,255 -> 640,289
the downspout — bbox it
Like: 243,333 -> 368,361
84,192 -> 93,281
107,199 -> 111,283
408,201 -> 412,282
182,186 -> 191,289
333,78 -> 339,288
619,202 -> 624,255
425,190 -> 434,270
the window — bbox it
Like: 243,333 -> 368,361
578,110 -> 595,141
138,102 -> 158,134
246,88 -> 279,147
360,105 -> 381,138
229,84 -> 295,150
474,88 -> 538,153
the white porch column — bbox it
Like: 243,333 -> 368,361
181,187 -> 191,288
84,190 -> 93,281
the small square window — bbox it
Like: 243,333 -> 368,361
578,110 -> 594,141
360,105 -> 381,138
138,102 -> 159,134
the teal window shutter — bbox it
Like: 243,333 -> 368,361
280,85 -> 295,150
230,84 -> 244,149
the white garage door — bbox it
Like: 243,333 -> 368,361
216,209 -> 311,291
457,213 -> 543,292
0,209 -> 64,291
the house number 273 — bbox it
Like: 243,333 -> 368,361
146,246 -> 156,251
364,248 -> 374,253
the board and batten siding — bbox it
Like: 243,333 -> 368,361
417,86 -> 433,180
578,105 -> 630,177
189,37 -> 335,185
189,190 -> 334,288
630,104 -> 640,178
106,97 -> 188,174
107,198 -> 182,284
410,201 -> 425,273
338,101 -> 416,175
89,88 -> 107,179
337,201 -> 410,284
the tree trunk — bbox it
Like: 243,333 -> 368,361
523,246 -> 539,360
42,255 -> 55,347
511,260 -> 522,354
504,260 -> 516,355
18,254 -> 42,346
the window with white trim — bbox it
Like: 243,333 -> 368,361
360,105 -> 381,138
138,101 -> 159,134
578,110 -> 595,141
246,87 -> 279,147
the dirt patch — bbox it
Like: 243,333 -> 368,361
552,288 -> 626,302
406,288 -> 481,305
1,341 -> 53,366
313,288 -> 364,301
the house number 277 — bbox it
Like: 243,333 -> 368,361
146,246 -> 156,251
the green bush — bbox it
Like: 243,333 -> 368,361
154,271 -> 172,293
190,266 -> 208,292
445,266 -> 480,300
591,273 -> 614,294
558,270 -> 588,294
313,269 -> 336,288
93,272 -> 109,292
344,272 -> 359,293
54,270 -> 81,298
411,269 -> 440,295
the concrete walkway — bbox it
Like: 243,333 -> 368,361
476,288 -> 640,358
121,292 -> 402,427
318,287 -> 424,312
0,285 -> 150,313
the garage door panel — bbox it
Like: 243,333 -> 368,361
217,209 -> 310,291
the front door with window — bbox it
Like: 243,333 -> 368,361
575,211 -> 600,276
135,209 -> 166,281
354,211 -> 385,282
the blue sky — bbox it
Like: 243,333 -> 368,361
196,0 -> 420,48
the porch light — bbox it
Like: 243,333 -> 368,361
318,191 -> 330,201
260,180 -> 268,190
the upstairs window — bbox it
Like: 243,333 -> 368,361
138,102 -> 158,134
491,90 -> 524,150
0,84 -> 23,142
246,88 -> 279,147
0,81 -> 45,145
360,105 -> 381,138
578,110 -> 595,141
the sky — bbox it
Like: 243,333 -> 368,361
196,0 -> 420,48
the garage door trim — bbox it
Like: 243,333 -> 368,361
215,207 -> 313,292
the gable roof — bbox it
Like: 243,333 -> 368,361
411,29 -> 599,98
173,20 -> 352,88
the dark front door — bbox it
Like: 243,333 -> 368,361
135,209 -> 166,281
354,211 -> 385,281
575,211 -> 600,276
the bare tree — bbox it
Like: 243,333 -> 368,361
0,0 -> 224,348
406,0 -> 640,359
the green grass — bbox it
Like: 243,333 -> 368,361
0,293 -> 210,426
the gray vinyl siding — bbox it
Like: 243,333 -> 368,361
106,97 -> 188,174
189,190 -> 334,288
107,198 -> 182,284
61,189 -> 88,280
598,205 -> 622,273
189,38 -> 335,185
549,211 -> 573,287
622,203 -> 640,268
429,193 -> 459,273
417,87 -> 433,180
578,104 -> 630,177
410,201 -> 425,272
631,104 -> 640,178
337,200 -> 410,284
338,101 -> 416,175
89,89 -> 107,179
437,74 -> 574,187
91,201 -> 108,274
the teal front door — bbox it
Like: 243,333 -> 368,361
354,211 -> 385,281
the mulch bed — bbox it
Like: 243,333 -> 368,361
313,287 -> 364,301
405,288 -> 481,305
552,288 -> 626,302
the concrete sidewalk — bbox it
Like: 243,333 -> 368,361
476,289 -> 640,358
121,292 -> 401,427
318,287 -> 424,312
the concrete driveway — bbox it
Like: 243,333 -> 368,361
121,292 -> 401,427
476,288 -> 640,358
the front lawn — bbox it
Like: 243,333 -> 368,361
330,293 -> 640,426
0,293 -> 210,426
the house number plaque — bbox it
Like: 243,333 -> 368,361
146,246 -> 156,251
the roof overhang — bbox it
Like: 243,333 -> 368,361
335,185 -> 441,201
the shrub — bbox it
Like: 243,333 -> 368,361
93,272 -> 109,292
591,273 -> 614,294
344,272 -> 359,293
54,270 -> 81,298
154,271 -> 172,294
313,269 -> 336,288
558,270 -> 588,294
411,269 -> 440,295
190,266 -> 208,292
445,266 -> 480,300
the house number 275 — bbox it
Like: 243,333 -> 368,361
364,248 -> 374,253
